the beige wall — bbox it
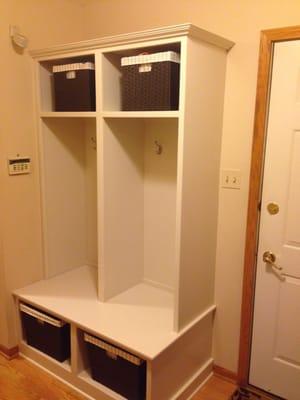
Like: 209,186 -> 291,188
0,234 -> 9,346
2,0 -> 300,373
0,0 -> 85,348
79,0 -> 300,372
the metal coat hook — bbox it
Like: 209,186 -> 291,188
91,137 -> 97,150
154,140 -> 162,155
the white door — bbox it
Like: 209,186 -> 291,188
250,40 -> 300,399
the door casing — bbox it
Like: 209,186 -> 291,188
238,25 -> 300,392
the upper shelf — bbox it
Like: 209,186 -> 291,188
40,112 -> 97,118
102,111 -> 179,119
38,43 -> 182,114
35,25 -> 234,115
39,111 -> 179,119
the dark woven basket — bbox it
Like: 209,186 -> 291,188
121,62 -> 179,111
53,69 -> 95,111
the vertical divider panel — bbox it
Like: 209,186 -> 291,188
70,324 -> 78,374
97,116 -> 105,301
97,50 -> 105,301
35,60 -> 50,280
146,360 -> 153,400
39,62 -> 54,112
13,297 -> 25,343
101,52 -> 122,111
100,118 -> 145,300
72,327 -> 90,376
174,37 -> 188,332
95,50 -> 102,113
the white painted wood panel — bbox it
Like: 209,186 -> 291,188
275,277 -> 300,365
101,111 -> 179,118
39,63 -> 54,112
284,131 -> 300,239
143,119 -> 178,290
42,118 -> 87,277
100,117 -> 178,298
101,53 -> 122,111
14,265 -> 177,359
41,118 -> 97,277
40,112 -> 97,118
100,118 -> 145,300
150,314 -> 213,399
175,38 -> 227,330
85,119 -> 98,267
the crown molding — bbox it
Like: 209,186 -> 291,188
30,23 -> 234,58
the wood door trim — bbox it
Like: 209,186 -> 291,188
238,25 -> 300,386
213,364 -> 238,383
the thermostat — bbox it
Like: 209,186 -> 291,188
8,157 -> 31,175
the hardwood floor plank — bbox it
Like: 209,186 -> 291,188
0,355 -> 85,400
191,375 -> 237,400
0,354 -> 236,400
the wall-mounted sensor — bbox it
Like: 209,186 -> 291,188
10,25 -> 28,49
8,157 -> 31,175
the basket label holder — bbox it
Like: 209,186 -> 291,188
84,333 -> 143,366
20,303 -> 65,328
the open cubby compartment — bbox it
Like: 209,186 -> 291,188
38,53 -> 96,112
75,327 -> 137,400
18,301 -> 72,369
99,117 -> 178,321
101,40 -> 181,112
78,329 -> 147,400
40,117 -> 98,278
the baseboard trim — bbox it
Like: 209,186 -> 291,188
213,364 -> 238,383
176,358 -> 214,400
0,344 -> 19,360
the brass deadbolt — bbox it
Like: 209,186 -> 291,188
267,202 -> 279,215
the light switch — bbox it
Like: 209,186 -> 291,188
221,169 -> 241,189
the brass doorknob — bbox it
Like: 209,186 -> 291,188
262,251 -> 285,281
263,251 -> 276,264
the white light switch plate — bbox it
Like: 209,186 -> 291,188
221,169 -> 241,189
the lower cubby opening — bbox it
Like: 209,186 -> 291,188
20,303 -> 71,365
20,340 -> 72,372
77,328 -> 147,400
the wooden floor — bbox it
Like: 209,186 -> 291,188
0,354 -> 237,400
191,375 -> 237,400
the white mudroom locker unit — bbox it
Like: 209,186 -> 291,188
14,24 -> 234,400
